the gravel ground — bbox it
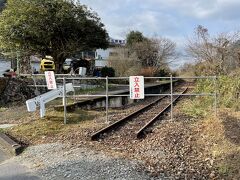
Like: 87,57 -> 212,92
14,143 -> 163,180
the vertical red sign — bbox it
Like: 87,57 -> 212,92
45,71 -> 57,89
129,76 -> 144,99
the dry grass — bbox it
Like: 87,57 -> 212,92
0,105 -> 35,124
196,109 -> 240,178
2,104 -> 105,145
177,93 -> 240,179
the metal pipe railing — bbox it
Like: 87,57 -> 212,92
24,74 -> 217,124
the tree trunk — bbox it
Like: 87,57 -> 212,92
20,56 -> 32,74
53,53 -> 66,73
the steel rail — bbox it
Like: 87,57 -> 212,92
91,95 -> 167,140
136,87 -> 188,139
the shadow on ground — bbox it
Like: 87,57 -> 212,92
218,150 -> 240,178
222,115 -> 240,145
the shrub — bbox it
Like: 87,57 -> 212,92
154,68 -> 171,77
181,74 -> 240,118
101,66 -> 115,77
140,67 -> 157,77
195,76 -> 240,110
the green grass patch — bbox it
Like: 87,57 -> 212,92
181,75 -> 240,118
181,98 -> 211,118
195,76 -> 240,110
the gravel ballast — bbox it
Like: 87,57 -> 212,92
14,143 -> 158,180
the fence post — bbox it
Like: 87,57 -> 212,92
72,77 -> 77,103
106,76 -> 109,123
214,76 -> 217,117
170,75 -> 173,120
63,77 -> 67,124
16,52 -> 20,76
32,74 -> 39,95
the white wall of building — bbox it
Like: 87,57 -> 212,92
95,49 -> 111,60
95,48 -> 111,68
94,37 -> 126,68
95,60 -> 108,67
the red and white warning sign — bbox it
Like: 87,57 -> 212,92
45,71 -> 57,89
129,76 -> 144,99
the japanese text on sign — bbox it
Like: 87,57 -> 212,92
129,76 -> 144,99
45,71 -> 57,89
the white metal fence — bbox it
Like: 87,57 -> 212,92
22,74 -> 217,124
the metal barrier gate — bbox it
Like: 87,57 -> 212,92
22,74 -> 217,124
57,76 -> 217,124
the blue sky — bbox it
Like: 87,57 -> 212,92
80,0 -> 240,66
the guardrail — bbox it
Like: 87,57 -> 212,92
26,83 -> 74,118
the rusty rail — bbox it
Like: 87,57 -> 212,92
91,95 -> 166,140
136,87 -> 188,138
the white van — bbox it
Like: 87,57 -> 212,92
63,58 -> 72,71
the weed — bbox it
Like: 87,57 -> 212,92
0,107 -> 7,112
181,97 -> 213,118
218,164 -> 229,175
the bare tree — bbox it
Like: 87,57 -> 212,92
152,37 -> 177,66
186,25 -> 240,75
131,37 -> 176,73
110,32 -> 177,77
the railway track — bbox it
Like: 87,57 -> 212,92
136,87 -> 188,138
91,87 -> 188,141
